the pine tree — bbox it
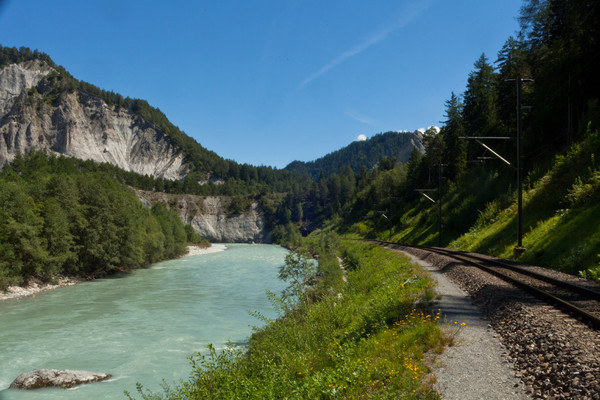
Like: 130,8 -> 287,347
440,92 -> 467,180
463,53 -> 498,138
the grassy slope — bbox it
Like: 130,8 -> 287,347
450,130 -> 600,277
379,130 -> 600,279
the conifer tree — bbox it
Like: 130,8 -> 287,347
440,92 -> 467,180
495,36 -> 529,132
463,53 -> 498,138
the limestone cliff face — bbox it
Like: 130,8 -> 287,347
0,61 -> 269,242
0,61 -> 187,180
191,197 -> 269,243
135,190 -> 269,243
0,61 -> 51,116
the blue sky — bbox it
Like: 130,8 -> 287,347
0,0 -> 523,168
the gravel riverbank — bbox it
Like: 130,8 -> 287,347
1,244 -> 227,302
0,277 -> 80,302
184,243 -> 227,257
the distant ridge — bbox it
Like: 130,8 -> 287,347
284,130 -> 424,180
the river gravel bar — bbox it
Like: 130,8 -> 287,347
0,277 -> 79,302
185,243 -> 227,256
1,244 -> 227,302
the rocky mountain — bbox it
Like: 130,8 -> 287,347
0,46 -> 313,200
0,59 -> 187,180
135,190 -> 268,243
0,48 -> 273,242
284,130 -> 425,180
0,47 -> 424,244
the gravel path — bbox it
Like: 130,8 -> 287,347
400,251 -> 528,400
395,246 -> 600,400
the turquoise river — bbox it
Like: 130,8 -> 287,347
0,244 -> 288,399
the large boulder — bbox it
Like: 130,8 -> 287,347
9,369 -> 111,390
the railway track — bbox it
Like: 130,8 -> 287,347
362,239 -> 600,330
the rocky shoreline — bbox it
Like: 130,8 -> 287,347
1,244 -> 227,302
184,243 -> 227,257
0,277 -> 80,302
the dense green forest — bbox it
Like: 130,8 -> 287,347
0,152 -> 200,290
285,131 -> 422,180
276,0 -> 600,279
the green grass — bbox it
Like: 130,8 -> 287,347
129,241 -> 443,399
448,130 -> 600,278
343,130 -> 600,280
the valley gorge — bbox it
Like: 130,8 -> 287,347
0,59 -> 269,243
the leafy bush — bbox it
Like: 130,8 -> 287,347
470,201 -> 501,233
278,250 -> 317,309
579,261 -> 600,281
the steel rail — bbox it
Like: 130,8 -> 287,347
372,240 -> 600,301
359,239 -> 600,330
427,245 -> 600,301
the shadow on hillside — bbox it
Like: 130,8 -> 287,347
520,203 -> 600,273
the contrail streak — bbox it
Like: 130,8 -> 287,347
294,1 -> 429,92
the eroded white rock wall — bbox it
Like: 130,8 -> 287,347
189,197 -> 268,243
135,191 -> 269,243
0,62 -> 187,180
0,61 -> 50,115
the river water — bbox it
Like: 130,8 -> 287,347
0,244 -> 288,399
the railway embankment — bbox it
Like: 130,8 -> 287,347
394,243 -> 600,400
400,250 -> 528,400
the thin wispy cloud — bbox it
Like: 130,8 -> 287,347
294,1 -> 430,93
345,108 -> 378,126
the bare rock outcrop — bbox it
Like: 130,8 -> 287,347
135,190 -> 269,243
10,369 -> 111,390
190,197 -> 268,243
0,60 -> 51,115
0,61 -> 187,180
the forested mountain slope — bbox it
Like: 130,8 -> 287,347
285,130 -> 425,180
329,0 -> 600,279
0,45 -> 307,195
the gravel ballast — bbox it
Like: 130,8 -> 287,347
395,246 -> 600,400
401,251 -> 528,400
